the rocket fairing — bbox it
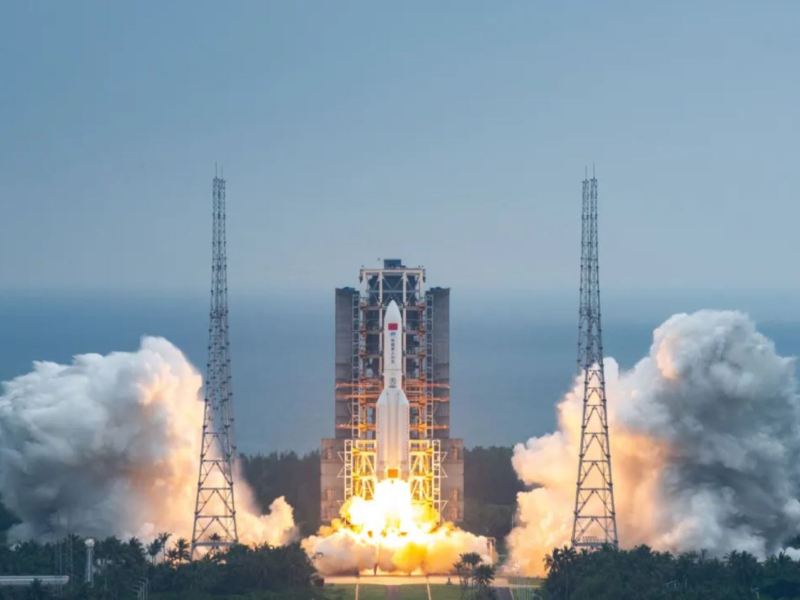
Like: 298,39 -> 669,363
375,300 -> 410,480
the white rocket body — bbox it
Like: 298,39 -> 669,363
375,300 -> 410,480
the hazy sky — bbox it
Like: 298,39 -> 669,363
2,1 -> 799,296
2,2 -> 800,453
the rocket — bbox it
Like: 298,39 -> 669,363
375,300 -> 410,480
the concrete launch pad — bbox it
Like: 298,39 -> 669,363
324,575 -> 452,586
322,575 -> 541,600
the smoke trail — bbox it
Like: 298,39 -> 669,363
0,337 -> 296,545
508,310 -> 800,575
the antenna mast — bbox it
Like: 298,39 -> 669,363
191,173 -> 239,557
571,172 -> 619,549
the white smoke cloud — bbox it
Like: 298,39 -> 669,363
508,310 -> 800,575
0,337 -> 296,545
238,487 -> 298,547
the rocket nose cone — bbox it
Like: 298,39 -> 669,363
385,300 -> 402,323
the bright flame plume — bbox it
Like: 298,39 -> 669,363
303,479 -> 491,575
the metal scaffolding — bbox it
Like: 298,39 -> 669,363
424,295 -> 436,440
191,174 -> 239,557
337,262 -> 448,517
571,173 -> 619,549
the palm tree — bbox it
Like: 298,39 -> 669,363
146,539 -> 161,565
156,532 -> 171,564
200,533 -> 224,562
456,552 -> 483,598
165,547 -> 179,566
461,552 -> 482,569
726,550 -> 760,588
174,538 -> 191,564
453,558 -> 470,594
128,537 -> 144,555
98,536 -> 126,565
473,563 -> 495,588
544,546 -> 578,599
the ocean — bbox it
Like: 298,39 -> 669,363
2,290 -> 799,454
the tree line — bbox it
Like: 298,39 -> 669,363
0,535 -> 321,599
544,544 -> 800,600
454,552 -> 496,599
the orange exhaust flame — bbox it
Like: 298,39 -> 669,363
303,479 -> 491,575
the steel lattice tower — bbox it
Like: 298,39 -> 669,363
571,173 -> 619,549
191,174 -> 239,557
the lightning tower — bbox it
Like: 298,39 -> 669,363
191,172 -> 239,557
571,171 -> 619,549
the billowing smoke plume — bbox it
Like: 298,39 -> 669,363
0,337 -> 296,545
508,310 -> 800,575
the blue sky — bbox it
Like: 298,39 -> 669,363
2,2 -> 800,452
2,1 -> 799,296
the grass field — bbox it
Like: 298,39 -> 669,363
359,584 -> 392,600
323,582 -> 527,600
323,584 -> 356,600
428,584 -> 462,600
394,585 -> 429,600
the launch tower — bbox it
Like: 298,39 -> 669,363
321,260 -> 464,523
571,173 -> 619,549
191,173 -> 239,557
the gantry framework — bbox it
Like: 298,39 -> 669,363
191,174 -> 239,557
338,262 -> 446,517
572,173 -> 619,549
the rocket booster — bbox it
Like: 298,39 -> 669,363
375,300 -> 410,480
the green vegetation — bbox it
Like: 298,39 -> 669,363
544,545 -> 800,600
0,448 -> 519,598
239,451 -> 321,536
462,446 -> 525,541
429,585 -> 463,600
15,449 -> 800,599
395,585 -> 429,600
506,577 -> 543,600
322,583 -> 467,600
356,585 -> 388,600
321,584 -> 356,600
0,537 -> 322,599
454,552 -> 496,600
